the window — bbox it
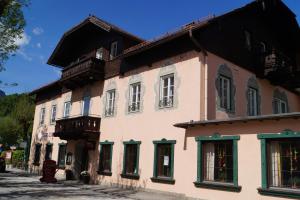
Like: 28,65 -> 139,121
50,105 -> 57,124
151,139 -> 176,184
33,143 -> 41,165
159,74 -> 174,108
219,76 -> 231,110
273,98 -> 287,114
98,141 -> 114,176
110,41 -> 118,60
260,42 -> 266,54
96,48 -> 103,60
82,96 -> 90,116
248,87 -> 258,116
258,130 -> 300,198
128,83 -> 141,112
57,143 -> 67,168
245,30 -> 251,50
39,108 -> 46,125
45,143 -> 53,160
105,89 -> 115,117
195,134 -> 241,191
63,101 -> 71,118
121,140 -> 141,179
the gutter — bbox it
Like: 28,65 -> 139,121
188,28 -> 207,56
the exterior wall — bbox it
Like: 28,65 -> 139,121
183,119 -> 300,200
206,52 -> 300,120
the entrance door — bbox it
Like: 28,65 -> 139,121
74,142 -> 89,179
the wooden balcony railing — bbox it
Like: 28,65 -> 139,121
54,115 -> 101,140
60,57 -> 105,89
264,49 -> 293,76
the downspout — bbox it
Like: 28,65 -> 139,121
189,28 -> 208,120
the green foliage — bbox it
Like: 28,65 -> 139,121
0,93 -> 19,117
0,0 -> 29,71
12,149 -> 24,162
0,116 -> 22,146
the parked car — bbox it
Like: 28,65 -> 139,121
0,157 -> 5,172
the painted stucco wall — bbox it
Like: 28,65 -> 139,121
206,52 -> 300,120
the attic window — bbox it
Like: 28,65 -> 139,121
110,41 -> 118,60
260,42 -> 266,53
244,30 -> 252,50
96,48 -> 103,60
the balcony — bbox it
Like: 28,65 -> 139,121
60,57 -> 105,89
53,115 -> 101,140
264,49 -> 294,85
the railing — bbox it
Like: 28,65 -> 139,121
55,115 -> 101,134
264,49 -> 293,76
61,57 -> 105,81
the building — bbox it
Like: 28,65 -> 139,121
29,0 -> 300,199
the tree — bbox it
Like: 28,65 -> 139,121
0,116 -> 22,147
0,0 -> 29,72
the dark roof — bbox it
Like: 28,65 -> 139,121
29,80 -> 61,96
174,112 -> 300,129
47,15 -> 144,67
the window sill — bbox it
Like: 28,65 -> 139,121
194,181 -> 241,192
151,177 -> 175,185
258,187 -> 300,199
120,173 -> 140,180
97,171 -> 112,176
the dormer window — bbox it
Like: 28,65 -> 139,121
110,41 -> 118,60
244,30 -> 251,50
96,48 -> 103,60
260,42 -> 266,54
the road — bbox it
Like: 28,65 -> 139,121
0,169 -> 181,200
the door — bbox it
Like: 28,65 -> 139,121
74,142 -> 89,179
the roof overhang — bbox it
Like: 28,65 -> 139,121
174,112 -> 300,129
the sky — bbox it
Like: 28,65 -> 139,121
0,0 -> 299,95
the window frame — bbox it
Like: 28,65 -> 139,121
128,82 -> 141,113
110,41 -> 118,60
159,74 -> 175,108
33,143 -> 42,165
50,105 -> 57,124
248,87 -> 258,116
105,89 -> 116,117
121,140 -> 141,180
151,139 -> 176,184
63,101 -> 71,118
82,96 -> 91,116
273,98 -> 288,114
57,143 -> 67,169
98,141 -> 114,176
39,107 -> 46,125
219,75 -> 232,110
194,134 -> 241,192
258,130 -> 300,199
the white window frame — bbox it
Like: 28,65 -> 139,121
39,108 -> 46,125
274,98 -> 287,114
110,41 -> 118,60
129,83 -> 141,112
50,105 -> 57,124
159,74 -> 174,108
248,87 -> 258,116
82,96 -> 91,116
96,48 -> 103,60
105,89 -> 115,116
219,75 -> 231,110
63,101 -> 71,118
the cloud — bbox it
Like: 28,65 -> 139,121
18,49 -> 32,61
36,43 -> 42,48
14,32 -> 31,46
32,27 -> 44,35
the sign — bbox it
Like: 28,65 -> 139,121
163,156 -> 169,166
5,152 -> 12,159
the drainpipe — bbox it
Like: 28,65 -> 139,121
189,28 -> 208,120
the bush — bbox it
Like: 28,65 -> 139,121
12,150 -> 24,168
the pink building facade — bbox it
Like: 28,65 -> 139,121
30,0 -> 300,199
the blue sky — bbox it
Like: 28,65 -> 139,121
1,0 -> 299,95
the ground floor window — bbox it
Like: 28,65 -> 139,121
121,140 -> 141,179
151,139 -> 176,184
45,143 -> 53,160
194,134 -> 241,191
258,130 -> 300,198
33,143 -> 41,165
98,141 -> 114,176
57,143 -> 67,168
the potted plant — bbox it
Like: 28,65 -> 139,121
80,171 -> 90,184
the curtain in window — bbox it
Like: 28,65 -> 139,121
204,143 -> 215,181
270,141 -> 282,187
